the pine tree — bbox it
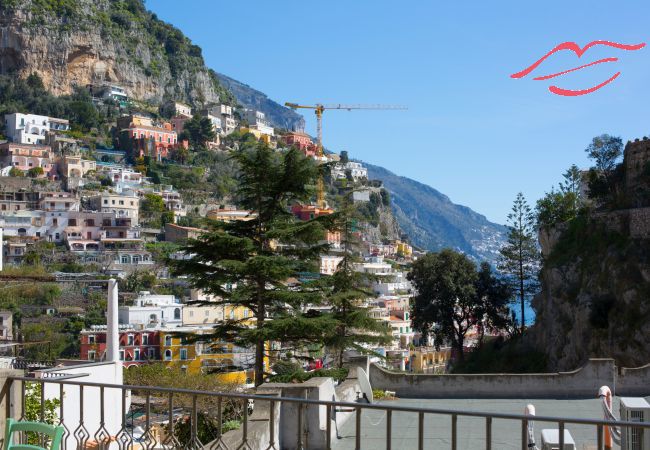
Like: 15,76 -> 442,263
321,197 -> 392,367
171,144 -> 335,386
498,193 -> 539,334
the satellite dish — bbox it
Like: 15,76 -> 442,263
357,367 -> 373,403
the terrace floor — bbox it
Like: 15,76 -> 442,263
332,396 -> 643,450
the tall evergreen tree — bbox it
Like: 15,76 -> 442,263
408,249 -> 479,361
171,144 -> 334,386
498,193 -> 539,334
321,197 -> 391,367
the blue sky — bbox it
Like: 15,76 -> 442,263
148,0 -> 650,224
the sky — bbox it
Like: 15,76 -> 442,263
148,0 -> 650,224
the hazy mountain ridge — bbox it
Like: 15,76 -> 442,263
365,163 -> 507,263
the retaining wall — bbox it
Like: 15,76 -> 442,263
618,362 -> 650,396
369,358 -> 619,398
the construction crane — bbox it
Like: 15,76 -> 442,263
284,103 -> 407,208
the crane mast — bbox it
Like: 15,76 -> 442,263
285,102 -> 406,208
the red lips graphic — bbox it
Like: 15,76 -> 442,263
511,40 -> 646,96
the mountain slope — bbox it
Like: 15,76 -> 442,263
215,73 -> 305,131
365,163 -> 506,263
0,0 -> 234,107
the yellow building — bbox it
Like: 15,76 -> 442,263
395,240 -> 413,257
158,328 -> 253,383
409,347 -> 452,373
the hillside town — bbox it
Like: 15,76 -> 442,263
2,1 -> 650,449
0,99 -> 456,384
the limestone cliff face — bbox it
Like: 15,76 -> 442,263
530,218 -> 650,371
0,0 -> 232,106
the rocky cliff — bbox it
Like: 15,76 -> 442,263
0,0 -> 233,107
531,216 -> 650,371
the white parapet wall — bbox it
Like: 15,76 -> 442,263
369,358 -> 620,398
39,361 -> 127,449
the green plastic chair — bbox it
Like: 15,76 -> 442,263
4,419 -> 64,450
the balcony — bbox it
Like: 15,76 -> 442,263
2,368 -> 650,450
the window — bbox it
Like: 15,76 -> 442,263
112,200 -> 115,205
103,199 -> 108,205
165,335 -> 172,346
189,311 -> 194,318
142,334 -> 149,345
119,350 -> 125,361
149,314 -> 157,323
55,233 -> 59,240
134,349 -> 140,361
119,200 -> 124,205
88,350 -> 96,361
52,218 -> 57,226
148,348 -> 156,359
164,349 -> 172,360
180,349 -> 188,360
68,219 -> 76,226
88,335 -> 95,344
127,335 -> 134,346
230,310 -> 235,320
174,308 -> 181,320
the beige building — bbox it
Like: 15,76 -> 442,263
60,154 -> 96,179
89,192 -> 140,225
207,207 -> 257,222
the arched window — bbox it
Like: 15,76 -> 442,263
164,349 -> 172,361
174,308 -> 181,320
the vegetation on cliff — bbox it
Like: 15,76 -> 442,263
531,134 -> 650,370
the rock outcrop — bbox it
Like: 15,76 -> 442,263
0,0 -> 232,107
531,139 -> 650,370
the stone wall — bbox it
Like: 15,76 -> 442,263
618,362 -> 650,396
370,359 -> 617,398
369,359 -> 650,398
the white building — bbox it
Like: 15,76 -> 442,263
355,256 -> 411,296
331,161 -> 368,181
242,109 -> 274,136
320,254 -> 344,275
118,291 -> 183,327
4,113 -> 70,145
210,104 -> 237,135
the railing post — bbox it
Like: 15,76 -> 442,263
451,414 -> 457,450
386,409 -> 392,450
521,419 -> 527,450
326,402 -> 331,450
355,405 -> 361,450
297,402 -> 304,450
418,412 -> 424,450
485,416 -> 492,450
559,421 -> 565,450
597,424 -> 604,450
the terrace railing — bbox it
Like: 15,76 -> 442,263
4,375 -> 650,450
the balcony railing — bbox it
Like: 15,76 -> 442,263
4,375 -> 650,450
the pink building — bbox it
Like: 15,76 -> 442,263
0,143 -> 55,178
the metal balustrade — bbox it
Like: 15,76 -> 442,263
4,375 -> 650,450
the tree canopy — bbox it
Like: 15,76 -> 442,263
172,144 -> 334,385
409,249 -> 511,360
